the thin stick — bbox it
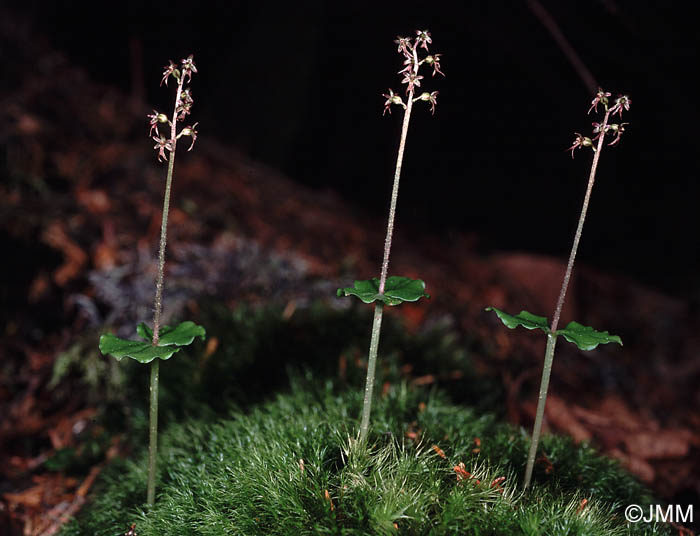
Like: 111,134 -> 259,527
523,109 -> 611,489
526,0 -> 598,94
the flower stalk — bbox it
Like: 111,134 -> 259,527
523,91 -> 629,488
357,31 -> 442,444
146,55 -> 198,507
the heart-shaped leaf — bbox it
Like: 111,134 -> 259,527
337,276 -> 429,306
99,335 -> 182,363
100,321 -> 206,364
486,308 -> 622,352
557,321 -> 622,351
485,307 -> 550,333
136,321 -> 206,346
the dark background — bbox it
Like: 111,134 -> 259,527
6,0 -> 698,297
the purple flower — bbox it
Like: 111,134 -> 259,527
567,133 -> 593,159
424,54 -> 444,77
416,91 -> 439,114
591,122 -> 610,142
607,122 -> 628,146
401,72 -> 423,94
609,95 -> 631,118
382,89 -> 405,115
179,122 -> 199,151
588,88 -> 611,115
415,30 -> 432,51
176,88 -> 194,120
161,60 -> 178,86
394,36 -> 412,56
398,57 -> 413,75
152,135 -> 173,162
181,55 -> 198,84
147,110 -> 169,137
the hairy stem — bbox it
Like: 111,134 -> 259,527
550,109 -> 610,334
147,76 -> 184,508
358,302 -> 384,443
151,81 -> 183,346
523,109 -> 611,489
358,75 -> 416,444
378,87 -> 414,294
146,359 -> 159,506
523,333 -> 556,488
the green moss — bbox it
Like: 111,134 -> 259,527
56,303 -> 668,534
61,377 -> 668,535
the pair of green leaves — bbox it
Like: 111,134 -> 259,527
337,276 -> 429,306
99,321 -> 206,364
485,307 -> 621,351
336,277 -> 619,351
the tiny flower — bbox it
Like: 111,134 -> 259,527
591,121 -> 610,141
176,88 -> 194,120
394,36 -> 412,55
398,57 -> 413,75
567,133 -> 594,158
609,94 -> 631,118
607,122 -> 628,146
147,110 -> 169,137
416,91 -> 439,114
178,122 -> 199,151
161,60 -> 179,86
424,54 -> 444,77
152,135 -> 173,162
401,72 -> 423,93
588,88 -> 611,114
415,29 -> 432,50
181,54 -> 197,83
382,88 -> 406,115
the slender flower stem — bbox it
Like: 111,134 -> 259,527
378,86 -> 415,295
146,75 -> 184,508
358,82 -> 416,445
523,108 -> 611,489
550,109 -> 610,334
151,80 -> 183,346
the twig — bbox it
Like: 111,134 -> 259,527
526,0 -> 598,93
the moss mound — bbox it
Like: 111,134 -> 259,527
54,303 -> 670,534
61,376 -> 666,535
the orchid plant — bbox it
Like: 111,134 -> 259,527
99,55 -> 206,507
338,30 -> 443,444
487,89 -> 630,488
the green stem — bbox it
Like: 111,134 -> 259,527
147,359 -> 159,506
523,109 -> 611,489
358,302 -> 384,443
146,75 -> 184,507
523,333 -> 556,488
